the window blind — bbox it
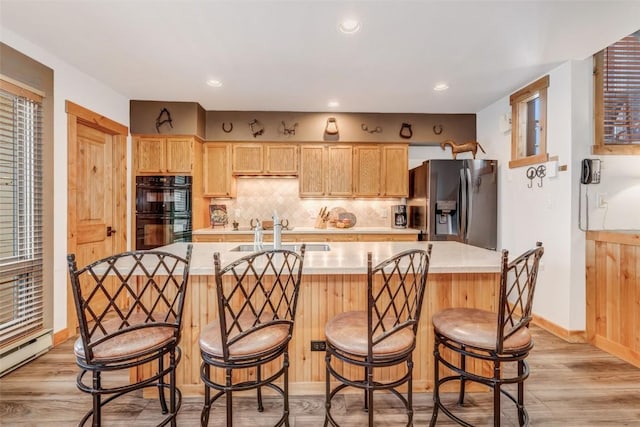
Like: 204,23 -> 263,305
602,34 -> 640,145
0,84 -> 44,350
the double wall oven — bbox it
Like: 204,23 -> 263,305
135,176 -> 192,250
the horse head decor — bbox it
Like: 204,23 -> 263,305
440,139 -> 486,159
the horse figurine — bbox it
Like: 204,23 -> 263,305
440,139 -> 486,159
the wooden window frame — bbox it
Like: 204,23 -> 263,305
509,75 -> 550,168
593,35 -> 640,155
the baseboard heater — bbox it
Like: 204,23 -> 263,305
0,330 -> 53,377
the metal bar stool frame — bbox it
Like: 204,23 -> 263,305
67,245 -> 193,427
199,246 -> 306,427
430,242 -> 544,427
324,246 -> 432,427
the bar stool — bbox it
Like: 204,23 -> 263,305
66,245 -> 193,427
430,242 -> 544,427
324,246 -> 432,427
199,246 -> 306,426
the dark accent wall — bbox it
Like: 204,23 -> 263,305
129,100 -> 207,138
130,101 -> 476,144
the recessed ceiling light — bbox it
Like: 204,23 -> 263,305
328,100 -> 340,108
338,19 -> 361,34
433,82 -> 449,91
206,79 -> 223,88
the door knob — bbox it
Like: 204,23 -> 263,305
107,226 -> 116,237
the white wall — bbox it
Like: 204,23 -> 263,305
1,27 -> 131,333
477,58 -> 640,332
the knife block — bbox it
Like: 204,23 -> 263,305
314,216 -> 327,229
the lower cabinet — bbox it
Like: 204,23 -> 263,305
192,232 -> 418,243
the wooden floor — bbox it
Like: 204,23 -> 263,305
1,326 -> 640,426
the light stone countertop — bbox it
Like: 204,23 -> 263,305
158,241 -> 502,276
193,226 -> 420,235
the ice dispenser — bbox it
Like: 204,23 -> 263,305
435,200 -> 457,236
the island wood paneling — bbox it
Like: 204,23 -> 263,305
586,232 -> 640,368
135,271 -> 499,396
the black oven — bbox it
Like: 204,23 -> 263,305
135,176 -> 192,250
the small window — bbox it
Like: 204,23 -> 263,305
593,30 -> 640,155
509,75 -> 549,168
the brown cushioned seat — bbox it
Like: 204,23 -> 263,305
432,307 -> 532,352
74,312 -> 175,362
199,312 -> 290,358
325,311 -> 415,358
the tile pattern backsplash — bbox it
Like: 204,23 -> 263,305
212,178 -> 403,228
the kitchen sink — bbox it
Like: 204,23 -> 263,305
230,243 -> 330,252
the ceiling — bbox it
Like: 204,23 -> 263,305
1,1 -> 639,114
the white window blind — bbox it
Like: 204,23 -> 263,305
602,33 -> 640,145
0,83 -> 44,350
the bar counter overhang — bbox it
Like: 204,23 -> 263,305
137,241 -> 502,396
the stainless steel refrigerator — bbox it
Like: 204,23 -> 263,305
408,159 -> 497,250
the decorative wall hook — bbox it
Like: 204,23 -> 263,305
526,167 -> 536,188
536,165 -> 546,187
361,123 -> 383,133
222,122 -> 233,133
155,108 -> 173,133
433,124 -> 444,135
399,122 -> 413,139
279,121 -> 298,136
248,119 -> 264,137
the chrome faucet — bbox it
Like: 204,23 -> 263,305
273,211 -> 282,250
253,219 -> 263,249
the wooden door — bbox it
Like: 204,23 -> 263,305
353,145 -> 382,196
382,145 -> 409,197
66,101 -> 127,336
165,137 -> 193,173
299,145 -> 325,197
326,145 -> 353,196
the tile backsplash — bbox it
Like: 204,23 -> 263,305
211,178 -> 403,228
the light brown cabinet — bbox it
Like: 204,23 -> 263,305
352,144 -> 408,197
232,143 -> 298,175
203,143 -> 235,197
382,145 -> 409,197
134,136 -> 194,174
192,232 -> 418,243
299,144 -> 352,197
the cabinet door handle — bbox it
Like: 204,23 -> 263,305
107,226 -> 116,237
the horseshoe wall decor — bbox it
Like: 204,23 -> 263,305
222,122 -> 233,133
433,124 -> 444,135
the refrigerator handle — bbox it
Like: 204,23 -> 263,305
465,167 -> 473,241
459,169 -> 467,241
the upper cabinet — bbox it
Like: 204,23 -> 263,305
232,143 -> 298,175
300,144 -> 406,198
353,144 -> 408,197
203,143 -> 235,197
135,136 -> 195,175
299,144 -> 352,197
381,145 -> 408,197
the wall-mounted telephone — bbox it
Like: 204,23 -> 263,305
581,159 -> 601,184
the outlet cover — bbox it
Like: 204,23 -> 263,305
310,340 -> 326,351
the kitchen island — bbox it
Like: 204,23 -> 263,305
138,241 -> 502,396
192,226 -> 420,242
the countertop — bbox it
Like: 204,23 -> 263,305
586,230 -> 640,246
159,241 -> 502,275
193,226 -> 420,235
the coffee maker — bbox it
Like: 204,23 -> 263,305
391,204 -> 407,228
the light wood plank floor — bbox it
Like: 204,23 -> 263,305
1,326 -> 639,426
